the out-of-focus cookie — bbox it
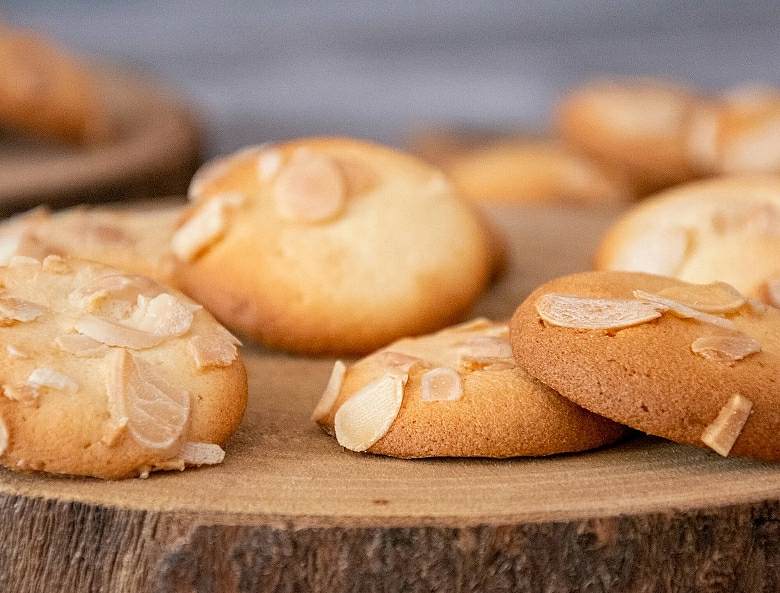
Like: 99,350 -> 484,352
172,137 -> 495,355
409,127 -> 637,205
556,77 -> 704,193
594,175 -> 780,306
0,255 -> 247,479
0,20 -> 114,145
510,270 -> 780,461
0,200 -> 183,289
313,318 -> 628,458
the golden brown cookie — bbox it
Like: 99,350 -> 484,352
313,318 -> 628,458
0,255 -> 247,479
510,270 -> 780,461
594,175 -> 780,305
0,200 -> 183,289
172,137 -> 495,355
0,20 -> 113,145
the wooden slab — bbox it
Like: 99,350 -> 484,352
2,203 -> 780,592
0,65 -> 202,216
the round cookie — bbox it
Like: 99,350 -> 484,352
0,201 -> 183,289
556,77 -> 705,193
594,175 -> 780,305
510,270 -> 780,461
172,137 -> 496,355
0,19 -> 113,145
313,318 -> 628,458
0,255 -> 247,479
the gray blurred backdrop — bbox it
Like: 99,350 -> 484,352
4,0 -> 780,159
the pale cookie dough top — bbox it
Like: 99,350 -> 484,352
314,318 -> 628,458
510,270 -> 780,462
595,175 -> 780,305
0,256 -> 247,480
172,137 -> 495,355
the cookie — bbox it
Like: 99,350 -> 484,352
594,175 -> 780,305
556,77 -> 705,193
0,200 -> 183,289
313,318 -> 628,458
510,270 -> 780,461
0,255 -> 247,479
0,20 -> 113,145
172,137 -> 496,355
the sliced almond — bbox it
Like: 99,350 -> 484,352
0,296 -> 46,323
377,351 -> 420,376
273,150 -> 345,223
74,315 -> 165,349
691,335 -> 761,361
421,367 -> 463,402
6,344 -> 28,358
633,290 -> 736,329
55,334 -> 110,357
128,293 -> 194,337
701,394 -> 753,456
0,416 -> 8,456
106,349 -> 191,452
257,149 -> 283,180
535,293 -> 665,330
334,374 -> 405,452
101,416 -> 127,446
170,192 -> 243,261
28,367 -> 78,394
454,336 -> 513,360
180,442 -> 226,466
41,254 -> 71,274
189,333 -> 238,369
3,382 -> 39,404
655,282 -> 747,314
311,360 -> 346,422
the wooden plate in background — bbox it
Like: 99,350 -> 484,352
1,203 -> 779,592
0,65 -> 202,215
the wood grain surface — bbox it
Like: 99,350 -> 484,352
0,65 -> 202,216
1,203 -> 780,592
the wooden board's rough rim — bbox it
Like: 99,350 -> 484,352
0,63 -> 202,214
2,204 -> 780,592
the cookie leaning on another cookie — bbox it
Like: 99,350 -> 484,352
0,256 -> 247,479
594,175 -> 780,306
172,137 -> 496,356
510,270 -> 780,461
314,318 -> 628,458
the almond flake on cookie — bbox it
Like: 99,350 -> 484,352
691,335 -> 761,361
170,192 -> 244,261
654,281 -> 747,313
334,373 -> 405,452
701,394 -> 753,456
633,290 -> 736,329
27,367 -> 78,394
535,293 -> 666,330
311,360 -> 347,423
272,150 -> 346,223
421,367 -> 463,401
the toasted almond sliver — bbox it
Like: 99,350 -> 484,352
655,282 -> 747,314
691,335 -> 761,362
3,382 -> 39,404
273,151 -> 345,223
28,368 -> 79,393
0,297 -> 47,323
454,336 -> 513,360
421,367 -> 463,402
334,374 -> 405,452
377,351 -> 420,376
180,442 -> 226,466
75,315 -> 165,349
0,415 -> 8,455
701,394 -> 753,456
311,360 -> 347,422
55,334 -> 110,357
633,290 -> 736,329
129,293 -> 193,337
189,334 -> 239,370
535,293 -> 666,330
170,192 -> 243,261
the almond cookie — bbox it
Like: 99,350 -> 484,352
313,318 -> 628,458
172,137 -> 495,355
0,19 -> 113,145
510,270 -> 780,461
0,255 -> 247,479
594,175 -> 780,306
0,200 -> 183,289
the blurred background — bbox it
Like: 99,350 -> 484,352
4,0 -> 780,160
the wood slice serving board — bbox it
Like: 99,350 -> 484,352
0,65 -> 202,216
2,204 -> 780,592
